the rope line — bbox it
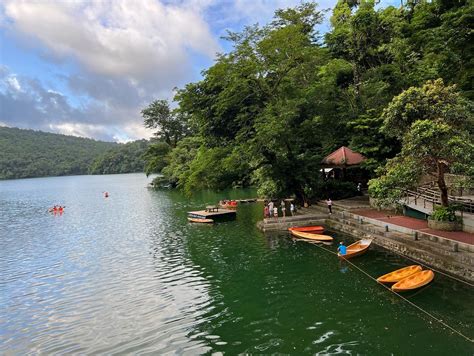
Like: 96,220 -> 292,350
305,240 -> 474,344
332,211 -> 474,288
391,253 -> 474,288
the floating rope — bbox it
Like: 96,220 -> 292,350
330,210 -> 474,288
305,240 -> 474,344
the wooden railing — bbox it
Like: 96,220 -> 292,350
404,185 -> 474,215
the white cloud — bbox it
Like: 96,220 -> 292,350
1,0 -> 220,141
6,76 -> 21,91
4,0 -> 219,84
0,0 -> 340,141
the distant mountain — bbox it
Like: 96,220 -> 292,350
0,126 -> 147,180
88,139 -> 149,175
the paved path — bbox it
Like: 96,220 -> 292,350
353,209 -> 474,245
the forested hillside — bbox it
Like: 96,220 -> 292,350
0,127 -> 147,179
142,0 -> 473,200
89,140 -> 148,175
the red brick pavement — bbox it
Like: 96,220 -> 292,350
353,209 -> 474,245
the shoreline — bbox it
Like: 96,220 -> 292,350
258,205 -> 474,283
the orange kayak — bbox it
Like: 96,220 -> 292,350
391,270 -> 434,292
288,226 -> 324,234
290,230 -> 333,241
338,239 -> 372,259
188,217 -> 214,224
377,265 -> 422,284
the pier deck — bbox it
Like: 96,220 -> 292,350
188,209 -> 237,220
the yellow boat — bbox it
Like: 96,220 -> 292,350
187,217 -> 214,224
391,270 -> 434,292
377,265 -> 422,284
338,239 -> 372,259
290,230 -> 333,241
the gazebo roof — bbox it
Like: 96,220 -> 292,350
321,146 -> 366,167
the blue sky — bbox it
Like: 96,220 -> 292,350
0,0 -> 397,142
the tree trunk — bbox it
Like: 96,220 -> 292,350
295,189 -> 306,207
437,161 -> 449,207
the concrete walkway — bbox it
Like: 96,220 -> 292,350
353,209 -> 474,245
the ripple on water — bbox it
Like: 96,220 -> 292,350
1,175 -> 473,355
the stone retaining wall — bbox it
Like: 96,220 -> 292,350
327,218 -> 474,283
427,219 -> 463,231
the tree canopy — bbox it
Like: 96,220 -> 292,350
143,0 -> 474,201
0,126 -> 117,179
0,126 -> 150,179
369,80 -> 473,207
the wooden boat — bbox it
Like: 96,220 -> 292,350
290,230 -> 333,241
288,226 -> 324,234
187,217 -> 214,224
377,265 -> 422,284
391,270 -> 434,292
338,239 -> 372,259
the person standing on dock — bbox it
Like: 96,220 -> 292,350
264,204 -> 269,218
290,202 -> 295,216
326,198 -> 332,214
273,206 -> 278,218
268,201 -> 274,216
281,201 -> 286,218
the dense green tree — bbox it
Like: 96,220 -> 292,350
89,140 -> 149,175
142,141 -> 171,176
141,100 -> 190,148
141,0 -> 474,202
369,80 -> 474,207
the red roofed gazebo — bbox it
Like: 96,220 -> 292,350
321,146 -> 366,167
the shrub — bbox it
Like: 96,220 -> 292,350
430,205 -> 461,222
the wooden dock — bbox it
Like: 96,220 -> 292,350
188,209 -> 237,221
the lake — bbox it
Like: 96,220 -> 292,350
1,173 -> 473,354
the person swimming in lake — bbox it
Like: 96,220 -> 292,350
337,242 -> 347,255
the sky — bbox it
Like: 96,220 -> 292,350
0,0 -> 397,142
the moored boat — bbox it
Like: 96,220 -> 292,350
290,230 -> 333,241
219,200 -> 238,209
188,217 -> 214,224
391,270 -> 434,292
377,265 -> 422,284
338,239 -> 372,259
288,225 -> 324,234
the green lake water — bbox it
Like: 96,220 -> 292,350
1,173 -> 473,354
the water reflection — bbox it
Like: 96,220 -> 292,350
0,174 -> 472,354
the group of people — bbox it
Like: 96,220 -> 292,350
263,200 -> 295,218
219,199 -> 237,206
48,205 -> 65,214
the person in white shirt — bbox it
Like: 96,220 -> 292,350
326,198 -> 332,214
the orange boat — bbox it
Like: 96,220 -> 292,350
187,217 -> 214,224
338,239 -> 372,259
377,265 -> 422,284
288,226 -> 324,234
219,200 -> 238,210
391,270 -> 434,292
290,230 -> 333,241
